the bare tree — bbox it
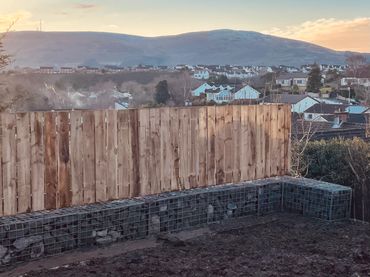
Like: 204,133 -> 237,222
346,54 -> 367,78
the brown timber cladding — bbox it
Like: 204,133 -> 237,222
0,104 -> 291,216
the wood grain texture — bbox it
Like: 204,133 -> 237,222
16,113 -> 31,213
70,111 -> 83,205
82,111 -> 96,204
106,110 -> 118,199
2,114 -> 17,215
57,112 -> 71,208
44,112 -> 57,210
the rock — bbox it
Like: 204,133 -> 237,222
2,254 -> 11,264
109,230 -> 122,241
13,236 -> 43,251
160,205 -> 168,212
97,229 -> 108,237
43,233 -> 56,246
149,215 -> 161,234
0,246 -> 7,260
30,242 -> 44,259
207,205 -> 214,214
96,236 -> 113,245
227,203 -> 237,210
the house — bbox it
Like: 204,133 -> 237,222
60,67 -> 74,74
346,105 -> 370,114
193,71 -> 210,80
276,73 -> 308,88
264,94 -> 319,113
341,77 -> 370,87
303,103 -> 348,122
39,66 -> 55,74
234,85 -> 260,100
206,88 -> 234,103
192,83 -> 214,96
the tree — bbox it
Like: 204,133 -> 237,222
346,54 -> 367,78
154,80 -> 170,104
291,84 -> 300,94
306,64 -> 322,93
208,75 -> 229,85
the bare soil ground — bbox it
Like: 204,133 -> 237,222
4,214 -> 370,277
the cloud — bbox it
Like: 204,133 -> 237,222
74,3 -> 98,9
107,24 -> 119,29
264,17 -> 370,52
0,10 -> 39,32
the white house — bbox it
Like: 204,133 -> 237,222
192,83 -> 214,96
265,94 -> 319,113
276,73 -> 308,88
234,85 -> 260,100
206,88 -> 234,103
341,77 -> 370,87
193,70 -> 210,80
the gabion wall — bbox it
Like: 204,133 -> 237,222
0,177 -> 351,266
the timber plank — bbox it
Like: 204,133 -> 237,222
232,105 -> 241,182
106,110 -> 118,199
198,107 -> 207,187
57,112 -> 71,208
70,111 -> 83,205
117,110 -> 131,198
44,112 -> 57,210
224,105 -> 234,183
82,111 -> 96,204
206,106 -> 216,186
215,106 -> 225,184
2,114 -> 17,215
16,113 -> 31,213
30,112 -> 44,211
94,110 -> 107,202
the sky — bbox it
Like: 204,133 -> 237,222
1,0 -> 370,52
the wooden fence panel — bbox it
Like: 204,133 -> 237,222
94,110 -> 107,202
44,112 -> 57,210
16,113 -> 31,213
2,114 -> 17,215
0,104 -> 291,216
106,110 -> 118,199
82,111 -> 96,204
70,111 -> 83,205
57,112 -> 72,208
30,112 -> 44,211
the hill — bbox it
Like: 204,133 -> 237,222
3,29 -> 369,67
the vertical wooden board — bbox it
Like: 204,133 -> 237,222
2,114 -> 17,215
82,111 -> 96,204
215,106 -> 225,184
263,105 -> 271,178
160,107 -> 172,192
245,106 -> 257,181
94,110 -> 107,202
149,108 -> 161,194
169,108 -> 180,191
57,112 -> 72,208
0,116 -> 2,216
269,105 -> 279,177
277,105 -> 286,175
106,110 -> 118,199
232,105 -> 241,182
129,109 -> 140,197
284,105 -> 292,175
44,112 -> 57,210
30,112 -> 45,211
70,111 -> 84,205
206,106 -> 216,186
198,107 -> 208,187
178,108 -> 190,190
224,106 -> 234,183
255,105 -> 266,179
16,113 -> 31,213
189,108 -> 199,188
138,109 -> 150,195
117,110 -> 131,198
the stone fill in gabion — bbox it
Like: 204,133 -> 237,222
0,177 -> 351,266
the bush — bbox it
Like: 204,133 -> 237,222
292,138 -> 370,221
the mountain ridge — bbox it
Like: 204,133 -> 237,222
3,29 -> 369,67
